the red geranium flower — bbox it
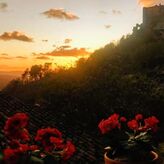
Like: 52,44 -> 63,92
35,127 -> 62,152
3,148 -> 18,164
29,145 -> 38,151
3,142 -> 31,164
50,136 -> 64,149
98,113 -> 120,134
63,141 -> 76,160
1,112 -> 76,163
144,116 -> 159,132
4,113 -> 30,141
135,114 -> 143,121
120,117 -> 127,122
8,140 -> 30,152
98,113 -> 160,163
127,119 -> 139,130
35,127 -> 62,141
4,113 -> 29,131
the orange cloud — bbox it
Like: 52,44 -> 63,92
0,3 -> 7,11
0,31 -> 33,42
0,56 -> 12,60
0,53 -> 8,56
139,0 -> 162,7
58,45 -> 71,49
50,48 -> 90,57
64,38 -> 72,44
34,47 -> 90,57
35,56 -> 52,60
112,9 -> 122,15
15,56 -> 28,59
0,53 -> 11,59
42,8 -> 79,20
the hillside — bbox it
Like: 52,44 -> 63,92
3,26 -> 164,134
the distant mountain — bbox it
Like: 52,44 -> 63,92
0,72 -> 21,90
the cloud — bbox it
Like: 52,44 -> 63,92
105,25 -> 112,29
139,0 -> 162,7
0,2 -> 7,11
0,31 -> 33,42
0,53 -> 8,56
58,45 -> 71,49
0,54 -> 27,59
35,56 -> 52,60
42,8 -> 79,21
0,56 -> 12,60
34,47 -> 90,57
15,56 -> 28,59
112,9 -> 122,15
42,39 -> 48,42
100,10 -> 108,14
64,38 -> 72,44
0,53 -> 11,59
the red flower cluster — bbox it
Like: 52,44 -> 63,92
99,113 -> 160,161
135,114 -> 143,121
35,127 -> 76,160
4,113 -> 30,141
63,141 -> 76,160
99,113 -> 160,134
120,117 -> 127,122
35,127 -> 62,152
144,116 -> 159,132
98,114 -> 121,134
1,113 -> 76,163
127,114 -> 159,132
127,119 -> 139,130
4,140 -> 38,164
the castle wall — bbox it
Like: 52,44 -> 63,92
143,5 -> 164,30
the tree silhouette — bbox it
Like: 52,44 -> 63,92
29,65 -> 43,81
22,68 -> 29,82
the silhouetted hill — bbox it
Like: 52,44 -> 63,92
3,26 -> 164,134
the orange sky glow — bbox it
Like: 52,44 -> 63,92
0,0 -> 163,73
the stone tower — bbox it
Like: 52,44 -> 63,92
143,4 -> 164,31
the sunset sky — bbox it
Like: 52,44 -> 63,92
0,0 -> 163,72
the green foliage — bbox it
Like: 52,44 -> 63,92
30,156 -> 44,164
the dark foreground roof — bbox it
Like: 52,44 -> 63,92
0,93 -> 104,163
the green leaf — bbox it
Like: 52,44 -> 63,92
31,150 -> 41,156
30,156 -> 44,164
0,152 -> 3,161
0,133 -> 4,139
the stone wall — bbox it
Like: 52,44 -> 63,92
143,5 -> 164,30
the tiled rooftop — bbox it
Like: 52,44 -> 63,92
0,92 -> 104,163
0,93 -> 164,163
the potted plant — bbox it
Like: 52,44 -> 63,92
98,113 -> 160,164
0,113 -> 76,164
